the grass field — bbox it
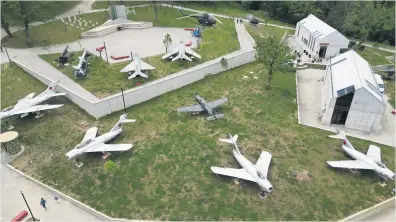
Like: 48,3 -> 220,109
356,47 -> 395,66
1,11 -> 108,48
4,1 -> 79,27
2,59 -> 395,220
244,24 -> 294,42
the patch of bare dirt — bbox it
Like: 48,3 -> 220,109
232,107 -> 241,113
296,170 -> 312,181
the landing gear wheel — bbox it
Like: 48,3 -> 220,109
5,121 -> 14,130
35,112 -> 44,119
234,178 -> 242,185
258,190 -> 267,199
75,158 -> 84,168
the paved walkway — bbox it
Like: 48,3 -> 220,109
296,69 -> 395,147
14,56 -> 99,102
0,164 -> 100,221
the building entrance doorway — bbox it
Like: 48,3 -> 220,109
319,46 -> 327,58
331,92 -> 354,125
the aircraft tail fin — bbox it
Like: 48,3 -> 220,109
206,114 -> 224,121
40,80 -> 66,96
219,133 -> 238,144
110,114 -> 136,132
328,130 -> 346,140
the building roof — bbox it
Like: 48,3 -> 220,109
298,14 -> 336,40
327,50 -> 384,103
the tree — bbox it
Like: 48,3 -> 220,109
16,1 -> 42,46
163,33 -> 172,53
104,160 -> 117,172
0,1 -> 14,38
343,2 -> 377,46
254,34 -> 294,86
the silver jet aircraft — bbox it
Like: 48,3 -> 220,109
120,53 -> 156,79
66,113 -> 135,167
162,41 -> 201,62
211,134 -> 273,198
73,50 -> 88,78
176,92 -> 228,120
0,81 -> 66,121
327,130 -> 395,180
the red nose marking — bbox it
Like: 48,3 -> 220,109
49,87 -> 53,90
343,140 -> 347,145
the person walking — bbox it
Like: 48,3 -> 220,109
40,197 -> 47,210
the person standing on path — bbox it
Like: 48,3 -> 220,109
40,198 -> 47,210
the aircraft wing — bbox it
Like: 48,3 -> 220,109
366,145 -> 381,163
12,104 -> 64,115
185,47 -> 201,59
84,143 -> 132,153
211,166 -> 256,182
177,104 -> 204,113
162,47 -> 179,59
327,160 -> 375,170
14,93 -> 36,108
207,98 -> 228,109
120,61 -> 136,73
255,151 -> 272,178
140,60 -> 156,70
82,127 -> 98,142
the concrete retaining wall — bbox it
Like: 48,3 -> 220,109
100,49 -> 256,115
340,197 -> 395,221
15,49 -> 255,119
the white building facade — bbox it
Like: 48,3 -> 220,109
294,14 -> 350,60
320,50 -> 386,132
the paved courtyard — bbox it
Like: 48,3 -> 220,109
1,27 -> 194,64
296,69 -> 395,147
0,164 -> 100,221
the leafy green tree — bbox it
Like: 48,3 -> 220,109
104,160 -> 117,172
254,34 -> 294,87
163,33 -> 172,53
343,2 -> 377,46
15,1 -> 42,46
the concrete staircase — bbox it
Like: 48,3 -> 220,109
81,19 -> 153,38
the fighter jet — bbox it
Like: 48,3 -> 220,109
327,130 -> 395,181
120,53 -> 156,79
73,50 -> 89,78
176,92 -> 228,120
55,45 -> 72,66
65,113 -> 135,167
162,41 -> 201,62
0,81 -> 67,122
211,134 -> 273,198
178,9 -> 222,27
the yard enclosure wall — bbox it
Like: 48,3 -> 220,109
14,49 -> 255,119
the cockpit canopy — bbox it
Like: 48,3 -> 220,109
378,162 -> 386,168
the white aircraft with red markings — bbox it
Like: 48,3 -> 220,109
327,130 -> 395,180
211,133 -> 273,198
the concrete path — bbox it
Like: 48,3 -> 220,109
0,164 -> 100,221
359,203 -> 396,221
14,56 -> 99,102
296,69 -> 395,147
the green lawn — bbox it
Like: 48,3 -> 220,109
356,48 -> 395,66
2,59 -> 395,220
4,1 -> 79,27
244,24 -> 295,42
384,80 -> 395,108
91,1 -> 146,10
1,11 -> 108,48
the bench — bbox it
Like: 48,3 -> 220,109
11,210 -> 28,222
110,55 -> 130,60
185,41 -> 192,47
96,46 -> 105,52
